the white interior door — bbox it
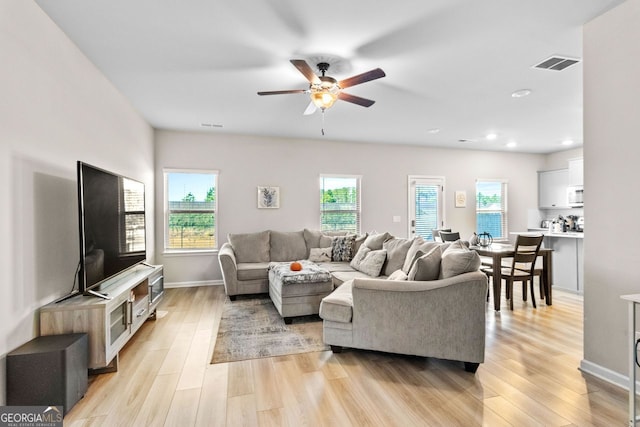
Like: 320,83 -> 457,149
408,176 -> 444,240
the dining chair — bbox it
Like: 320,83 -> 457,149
439,231 -> 461,242
431,228 -> 451,242
482,234 -> 544,310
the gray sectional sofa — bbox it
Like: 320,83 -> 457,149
218,228 -> 488,372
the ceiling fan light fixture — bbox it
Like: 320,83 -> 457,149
310,76 -> 339,110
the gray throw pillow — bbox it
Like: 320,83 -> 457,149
408,246 -> 442,281
402,238 -> 440,273
332,234 -> 357,261
440,240 -> 481,278
228,231 -> 270,263
382,237 -> 413,276
363,232 -> 392,250
350,247 -> 387,277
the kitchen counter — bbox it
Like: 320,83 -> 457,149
513,230 -> 583,293
514,229 -> 584,239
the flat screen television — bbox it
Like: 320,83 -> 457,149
77,161 -> 147,297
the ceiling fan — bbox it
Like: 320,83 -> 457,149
258,59 -> 386,115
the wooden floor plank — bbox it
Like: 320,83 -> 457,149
61,285 -> 628,426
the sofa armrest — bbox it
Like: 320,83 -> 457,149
218,242 -> 239,296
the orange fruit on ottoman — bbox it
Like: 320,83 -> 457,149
290,262 -> 302,271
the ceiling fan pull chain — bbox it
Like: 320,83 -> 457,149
321,108 -> 326,136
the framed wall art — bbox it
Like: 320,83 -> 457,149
455,190 -> 467,208
257,186 -> 280,208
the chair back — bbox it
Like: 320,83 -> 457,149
431,228 -> 451,242
511,235 -> 544,274
439,231 -> 461,242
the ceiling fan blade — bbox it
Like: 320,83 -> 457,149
338,68 -> 386,89
257,89 -> 307,96
338,92 -> 376,107
290,59 -> 321,85
303,101 -> 317,115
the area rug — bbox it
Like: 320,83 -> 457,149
211,295 -> 329,364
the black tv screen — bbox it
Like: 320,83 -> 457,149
77,161 -> 146,294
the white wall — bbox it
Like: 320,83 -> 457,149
0,2 -> 154,404
155,130 -> 546,284
582,0 -> 640,383
544,147 -> 583,171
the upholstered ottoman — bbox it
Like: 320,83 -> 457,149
268,261 -> 334,323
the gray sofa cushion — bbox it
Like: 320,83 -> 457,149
382,237 -> 412,276
388,269 -> 408,280
236,262 -> 271,281
303,229 -> 333,255
350,247 -> 387,277
403,238 -> 440,273
408,247 -> 441,281
270,230 -> 307,261
440,240 -> 481,279
331,270 -> 375,286
319,280 -> 354,323
363,232 -> 392,250
228,231 -> 270,263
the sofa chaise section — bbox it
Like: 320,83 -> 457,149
320,271 -> 488,372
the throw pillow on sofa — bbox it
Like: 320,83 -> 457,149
309,247 -> 332,262
303,229 -> 334,257
388,269 -> 408,280
440,240 -> 481,279
362,232 -> 392,250
349,246 -> 387,277
408,246 -> 442,281
332,234 -> 357,261
382,237 -> 413,276
228,230 -> 270,263
402,238 -> 440,273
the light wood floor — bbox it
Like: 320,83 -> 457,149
64,285 -> 628,426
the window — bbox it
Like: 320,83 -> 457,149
476,179 -> 508,240
165,170 -> 217,250
320,175 -> 361,233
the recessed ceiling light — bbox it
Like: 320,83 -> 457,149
511,89 -> 532,98
561,139 -> 574,146
427,128 -> 440,134
506,141 -> 517,148
486,133 -> 497,140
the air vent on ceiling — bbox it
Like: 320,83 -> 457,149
533,56 -> 580,71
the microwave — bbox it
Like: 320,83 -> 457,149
567,185 -> 584,207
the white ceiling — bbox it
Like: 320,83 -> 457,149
36,0 -> 624,153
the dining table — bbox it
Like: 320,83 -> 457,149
471,243 -> 553,311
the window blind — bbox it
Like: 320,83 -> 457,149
475,179 -> 508,239
320,175 -> 361,233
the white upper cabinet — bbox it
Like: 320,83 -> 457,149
539,169 -> 570,208
568,158 -> 584,186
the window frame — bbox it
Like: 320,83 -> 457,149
319,174 -> 362,234
164,168 -> 218,253
475,178 -> 508,241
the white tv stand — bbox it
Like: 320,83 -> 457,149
40,264 -> 163,372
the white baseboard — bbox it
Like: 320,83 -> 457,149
165,280 -> 223,288
579,359 -> 628,390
